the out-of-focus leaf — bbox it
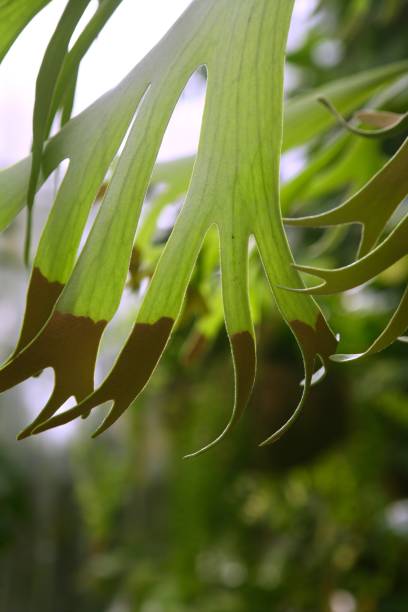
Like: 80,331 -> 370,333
295,137 -> 383,209
318,97 -> 408,138
280,133 -> 349,214
282,60 -> 408,147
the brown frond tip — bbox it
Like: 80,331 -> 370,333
13,267 -> 65,356
88,316 -> 175,436
0,310 -> 107,439
31,316 -> 175,437
231,331 -> 256,422
290,313 -> 338,367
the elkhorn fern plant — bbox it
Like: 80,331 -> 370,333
0,0 -> 407,453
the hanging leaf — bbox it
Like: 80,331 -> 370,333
0,0 -> 337,451
285,137 -> 408,257
317,96 -> 408,138
1,1 -> 407,451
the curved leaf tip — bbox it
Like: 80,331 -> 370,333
318,96 -> 408,138
259,314 -> 338,447
184,330 -> 256,459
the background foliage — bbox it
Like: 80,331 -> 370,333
0,0 -> 407,610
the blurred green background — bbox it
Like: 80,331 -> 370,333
0,1 -> 407,611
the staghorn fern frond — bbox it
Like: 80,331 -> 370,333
285,105 -> 408,363
285,136 -> 408,257
0,0 -> 407,451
